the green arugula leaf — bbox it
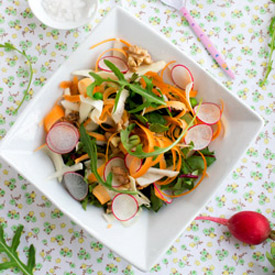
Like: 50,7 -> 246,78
260,16 -> 275,87
185,153 -> 216,174
141,75 -> 154,92
181,141 -> 194,157
129,72 -> 139,83
134,114 -> 148,125
11,224 -> 23,252
128,101 -> 151,113
103,59 -> 125,81
181,112 -> 194,126
130,83 -> 166,106
106,172 -> 113,187
0,43 -> 33,114
87,72 -> 105,98
150,186 -> 165,212
144,112 -> 167,125
27,245 -> 36,272
266,251 -> 275,268
79,124 -> 137,195
161,175 -> 197,195
0,262 -> 16,270
149,123 -> 169,133
113,86 -> 125,113
82,184 -> 103,210
0,225 -> 36,275
0,42 -> 15,50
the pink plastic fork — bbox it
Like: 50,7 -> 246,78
160,0 -> 235,79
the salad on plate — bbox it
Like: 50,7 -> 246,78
38,38 -> 223,225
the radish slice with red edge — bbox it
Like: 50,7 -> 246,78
194,102 -> 221,125
103,157 -> 127,188
124,154 -> 142,173
46,121 -> 79,154
185,124 -> 213,151
111,193 -> 139,221
171,64 -> 194,90
98,56 -> 129,74
62,172 -> 88,201
153,183 -> 173,204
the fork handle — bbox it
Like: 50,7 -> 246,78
180,7 -> 235,79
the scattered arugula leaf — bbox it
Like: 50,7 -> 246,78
134,114 -> 148,125
128,72 -> 139,83
181,141 -> 194,157
0,224 -> 35,275
260,16 -> 275,87
87,72 -> 105,98
181,112 -> 194,126
128,101 -> 151,113
0,42 -> 33,114
266,246 -> 275,270
149,123 -> 169,133
144,112 -> 167,125
185,148 -> 216,174
79,124 -> 137,195
162,176 -> 196,195
113,86 -> 125,113
149,186 -> 165,212
82,183 -> 103,210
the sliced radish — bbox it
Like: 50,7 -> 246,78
194,102 -> 221,125
153,183 -> 173,204
185,124 -> 213,151
98,56 -> 129,74
111,193 -> 139,221
124,154 -> 142,173
62,172 -> 88,201
171,64 -> 194,90
46,122 -> 79,154
103,157 -> 127,188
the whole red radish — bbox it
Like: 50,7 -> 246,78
195,211 -> 275,245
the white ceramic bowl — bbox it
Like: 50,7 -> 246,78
28,0 -> 98,30
0,7 -> 263,271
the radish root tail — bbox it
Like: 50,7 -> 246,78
195,216 -> 228,225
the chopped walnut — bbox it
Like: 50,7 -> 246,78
127,45 -> 152,72
104,132 -> 113,140
111,166 -> 130,185
105,202 -> 112,214
65,111 -> 79,123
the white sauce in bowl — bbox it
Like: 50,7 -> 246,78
42,0 -> 92,22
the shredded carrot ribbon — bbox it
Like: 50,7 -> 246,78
44,104 -> 65,132
160,60 -> 176,79
212,120 -> 222,141
90,38 -> 132,50
105,132 -> 119,162
59,81 -> 71,89
63,94 -> 81,102
88,132 -> 106,142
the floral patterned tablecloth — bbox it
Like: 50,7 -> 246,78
0,0 -> 275,274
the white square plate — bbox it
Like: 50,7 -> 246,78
0,7 -> 263,272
